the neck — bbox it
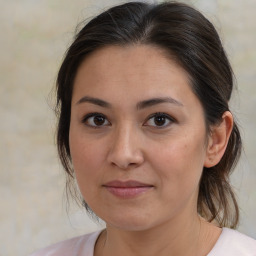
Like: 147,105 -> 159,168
94,212 -> 220,256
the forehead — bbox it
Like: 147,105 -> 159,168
72,45 -> 200,111
76,45 -> 185,80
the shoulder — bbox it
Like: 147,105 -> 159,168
29,230 -> 102,256
208,228 -> 256,256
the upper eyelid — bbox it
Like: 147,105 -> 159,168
146,112 -> 176,121
82,112 -> 106,119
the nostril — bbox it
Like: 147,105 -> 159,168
108,149 -> 144,170
111,160 -> 139,170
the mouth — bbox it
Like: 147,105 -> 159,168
102,180 -> 154,199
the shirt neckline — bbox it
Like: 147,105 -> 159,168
89,228 -> 228,256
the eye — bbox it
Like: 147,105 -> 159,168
82,113 -> 110,128
144,112 -> 175,128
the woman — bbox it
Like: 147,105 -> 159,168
31,1 -> 256,255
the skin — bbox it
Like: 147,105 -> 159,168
69,45 -> 233,256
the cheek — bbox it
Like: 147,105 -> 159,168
69,131 -> 106,184
69,135 -> 108,206
148,134 -> 206,192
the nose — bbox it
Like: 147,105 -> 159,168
107,125 -> 144,170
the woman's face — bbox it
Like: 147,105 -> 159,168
69,45 -> 210,231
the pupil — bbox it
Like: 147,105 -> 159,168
94,116 -> 105,125
154,116 -> 165,126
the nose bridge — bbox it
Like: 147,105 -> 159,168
107,121 -> 143,169
116,122 -> 134,150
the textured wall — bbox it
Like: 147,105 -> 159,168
1,0 -> 255,255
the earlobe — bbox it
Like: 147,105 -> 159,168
204,111 -> 233,168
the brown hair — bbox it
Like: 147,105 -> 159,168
55,1 -> 242,228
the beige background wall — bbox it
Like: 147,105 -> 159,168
1,0 -> 255,255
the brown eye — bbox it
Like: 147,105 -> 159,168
145,113 -> 174,127
154,116 -> 167,126
83,113 -> 110,127
93,116 -> 105,126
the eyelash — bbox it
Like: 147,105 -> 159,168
145,112 -> 176,128
82,112 -> 110,129
81,112 -> 175,129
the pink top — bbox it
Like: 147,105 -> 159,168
30,228 -> 256,256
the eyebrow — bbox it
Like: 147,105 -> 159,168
136,97 -> 183,109
76,96 -> 183,109
76,96 -> 111,108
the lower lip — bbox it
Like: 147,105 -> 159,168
104,186 -> 153,199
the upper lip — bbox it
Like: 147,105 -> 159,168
103,180 -> 153,188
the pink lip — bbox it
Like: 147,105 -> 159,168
103,180 -> 154,199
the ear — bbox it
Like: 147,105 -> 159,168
204,111 -> 233,168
